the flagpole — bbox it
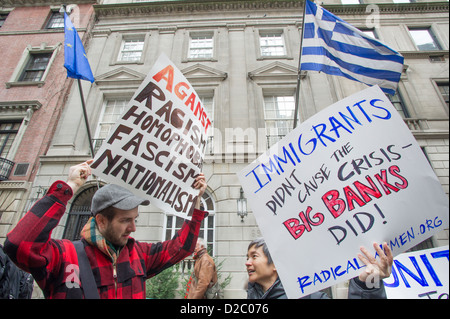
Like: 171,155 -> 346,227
77,79 -> 95,158
293,0 -> 308,129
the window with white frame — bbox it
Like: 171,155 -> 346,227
19,52 -> 52,82
189,34 -> 214,59
94,99 -> 128,152
118,38 -> 145,62
199,94 -> 215,149
0,119 -> 23,181
200,95 -> 214,124
260,32 -> 286,57
0,13 -> 9,28
408,27 -> 442,51
436,81 -> 449,109
0,120 -> 22,159
360,29 -> 378,40
45,11 -> 64,29
387,91 -> 409,119
164,191 -> 216,255
7,45 -> 59,88
264,95 -> 295,147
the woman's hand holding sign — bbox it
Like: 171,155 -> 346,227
358,242 -> 393,288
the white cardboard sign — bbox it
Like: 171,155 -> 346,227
384,245 -> 449,299
238,86 -> 449,298
92,53 -> 211,218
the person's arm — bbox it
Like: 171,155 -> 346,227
140,173 -> 209,277
193,172 -> 206,210
348,242 -> 393,299
3,161 -> 92,290
66,160 -> 93,194
348,276 -> 387,299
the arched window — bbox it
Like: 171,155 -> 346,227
63,185 -> 98,241
163,190 -> 216,255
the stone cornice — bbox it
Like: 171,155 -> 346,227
0,180 -> 31,190
0,100 -> 42,112
400,50 -> 449,59
94,0 -> 302,18
326,1 -> 449,15
0,0 -> 96,7
93,1 -> 449,18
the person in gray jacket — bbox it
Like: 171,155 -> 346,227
246,237 -> 393,299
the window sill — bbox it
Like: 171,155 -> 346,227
6,81 -> 45,89
110,60 -> 144,66
257,55 -> 293,61
182,57 -> 218,63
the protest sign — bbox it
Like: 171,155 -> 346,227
384,245 -> 449,299
238,85 -> 449,298
91,53 -> 211,218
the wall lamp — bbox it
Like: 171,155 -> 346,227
237,187 -> 248,222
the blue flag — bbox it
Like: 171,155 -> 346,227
301,0 -> 404,95
64,13 -> 95,83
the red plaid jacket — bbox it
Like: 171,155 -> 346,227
4,181 -> 207,299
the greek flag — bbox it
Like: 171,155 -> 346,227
301,0 -> 404,95
64,12 -> 95,83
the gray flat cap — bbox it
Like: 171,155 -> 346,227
91,184 -> 150,216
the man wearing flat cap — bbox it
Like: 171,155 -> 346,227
4,160 -> 209,299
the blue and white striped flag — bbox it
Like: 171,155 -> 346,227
301,0 -> 404,95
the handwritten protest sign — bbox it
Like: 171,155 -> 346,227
91,53 -> 211,218
384,245 -> 449,299
238,85 -> 449,298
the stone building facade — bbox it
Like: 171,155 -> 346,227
0,0 -> 96,242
